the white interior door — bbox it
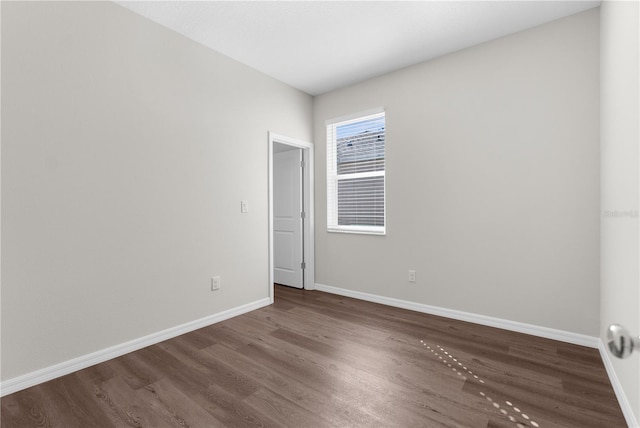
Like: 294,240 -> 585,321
600,2 -> 640,425
273,148 -> 303,288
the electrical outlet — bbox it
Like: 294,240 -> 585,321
241,200 -> 249,213
211,276 -> 221,291
408,270 -> 416,283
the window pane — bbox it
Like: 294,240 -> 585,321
336,116 -> 385,175
327,110 -> 386,234
337,176 -> 384,227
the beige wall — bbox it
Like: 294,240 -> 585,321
1,1 -> 312,381
600,0 -> 640,424
314,9 -> 601,335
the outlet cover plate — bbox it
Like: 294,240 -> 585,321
211,276 -> 221,291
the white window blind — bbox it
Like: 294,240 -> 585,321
327,110 -> 385,234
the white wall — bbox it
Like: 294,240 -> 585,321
1,1 -> 312,381
314,9 -> 600,336
600,0 -> 640,424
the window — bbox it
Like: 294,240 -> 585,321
327,110 -> 385,234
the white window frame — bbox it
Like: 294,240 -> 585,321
326,108 -> 386,235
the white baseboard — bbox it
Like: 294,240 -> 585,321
314,283 -> 599,348
0,298 -> 271,397
4,287 -> 637,427
598,341 -> 640,428
315,283 -> 640,426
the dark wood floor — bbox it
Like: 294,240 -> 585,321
1,285 -> 626,427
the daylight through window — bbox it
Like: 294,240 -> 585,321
326,110 -> 385,234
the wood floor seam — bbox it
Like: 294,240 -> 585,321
1,286 -> 627,428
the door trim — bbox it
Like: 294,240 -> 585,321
268,132 -> 315,303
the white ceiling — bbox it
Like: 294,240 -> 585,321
116,1 -> 600,96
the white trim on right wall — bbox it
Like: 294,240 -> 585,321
599,341 -> 640,428
315,282 -> 639,426
315,283 -> 599,347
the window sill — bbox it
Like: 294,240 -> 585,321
327,227 -> 386,236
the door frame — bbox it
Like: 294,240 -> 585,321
268,132 -> 315,303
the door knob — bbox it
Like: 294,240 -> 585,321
607,324 -> 639,359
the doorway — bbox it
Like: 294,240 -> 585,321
268,133 -> 315,303
273,145 -> 303,289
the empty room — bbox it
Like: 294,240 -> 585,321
1,1 -> 639,427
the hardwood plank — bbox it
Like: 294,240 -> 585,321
204,343 -> 384,427
106,351 -> 161,391
93,376 -> 177,427
8,375 -> 116,428
156,337 -> 260,399
141,378 -> 224,427
245,327 -> 487,427
232,339 -> 425,426
1,285 -> 627,427
243,387 -> 335,428
0,388 -> 53,428
199,383 -> 282,428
